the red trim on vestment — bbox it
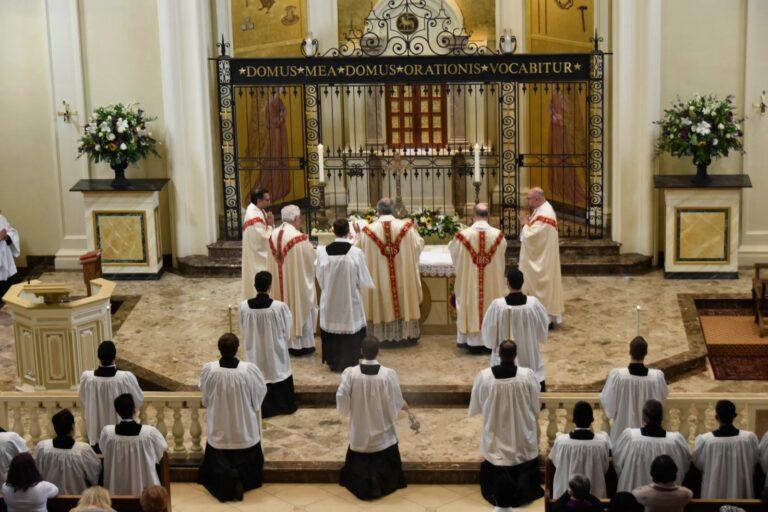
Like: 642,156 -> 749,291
361,221 -> 413,320
454,230 -> 505,324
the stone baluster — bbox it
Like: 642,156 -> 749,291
171,403 -> 185,454
76,404 -> 87,443
139,404 -> 148,426
27,401 -> 42,447
595,403 -> 608,434
696,402 -> 708,437
43,401 -> 56,438
546,404 -> 558,450
189,402 -> 203,455
737,405 -> 749,430
563,402 -> 574,433
155,402 -> 168,440
685,403 -> 699,445
12,405 -> 24,437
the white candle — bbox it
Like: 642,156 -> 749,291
635,305 -> 641,337
318,143 -> 325,183
507,306 -> 514,340
473,143 -> 481,182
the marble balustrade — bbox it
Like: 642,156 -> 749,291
0,392 -> 765,459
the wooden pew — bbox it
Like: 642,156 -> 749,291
544,458 -> 765,512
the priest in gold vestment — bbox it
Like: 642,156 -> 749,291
242,188 -> 274,299
356,198 -> 424,344
266,205 -> 317,356
448,203 -> 507,352
519,188 -> 564,324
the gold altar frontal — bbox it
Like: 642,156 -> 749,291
419,275 -> 457,335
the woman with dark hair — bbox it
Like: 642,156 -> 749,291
1,453 -> 58,512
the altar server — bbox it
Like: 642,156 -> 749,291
99,393 -> 168,496
0,428 -> 27,485
613,399 -> 690,493
242,187 -> 274,299
0,213 -> 20,296
469,340 -> 544,507
239,271 -> 297,417
266,204 -> 317,355
693,399 -> 759,499
518,187 -> 564,325
449,203 -> 507,352
482,268 -> 549,390
316,219 -> 375,372
600,336 -> 668,443
336,336 -> 408,500
198,333 -> 268,502
79,340 -> 144,449
357,197 -> 424,345
548,401 -> 611,499
33,409 -> 100,495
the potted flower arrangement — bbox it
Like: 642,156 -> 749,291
411,208 -> 462,243
77,103 -> 159,189
655,94 -> 743,184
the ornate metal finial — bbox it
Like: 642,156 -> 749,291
590,29 -> 604,53
217,35 -> 231,57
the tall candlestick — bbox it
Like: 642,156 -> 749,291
473,143 -> 481,183
318,143 -> 325,183
635,305 -> 641,337
507,306 -> 514,340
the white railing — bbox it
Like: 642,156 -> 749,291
1,392 -> 766,459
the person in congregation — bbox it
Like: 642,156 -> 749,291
551,474 -> 603,512
0,425 -> 28,485
79,340 -> 144,452
548,401 -> 611,499
631,455 -> 693,512
468,340 -> 544,507
242,187 -> 274,299
613,399 -> 690,493
608,492 -> 644,512
198,333 -> 267,502
70,486 -> 115,512
518,187 -> 564,326
33,409 -> 100,495
600,336 -> 668,443
316,219 -> 375,372
481,268 -> 549,391
99,394 -> 168,496
0,212 -> 20,299
356,197 -> 424,345
336,336 -> 408,500
448,202 -> 507,353
139,485 -> 170,512
239,271 -> 297,417
1,453 -> 58,512
693,399 -> 759,499
266,204 -> 317,356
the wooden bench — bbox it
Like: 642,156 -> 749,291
0,452 -> 172,512
544,458 -> 765,511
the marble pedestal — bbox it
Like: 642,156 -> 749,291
2,279 -> 115,391
71,179 -> 169,279
654,174 -> 752,279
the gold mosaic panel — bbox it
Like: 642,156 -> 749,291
93,211 -> 148,266
674,208 -> 729,263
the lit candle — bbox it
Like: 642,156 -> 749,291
473,143 -> 481,183
635,305 -> 641,337
318,143 -> 325,183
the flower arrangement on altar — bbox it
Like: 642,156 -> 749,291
410,208 -> 461,240
348,209 -> 377,226
655,94 -> 743,183
77,103 -> 159,189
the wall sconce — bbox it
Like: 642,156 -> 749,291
499,29 -> 517,55
754,90 -> 767,116
301,32 -> 318,57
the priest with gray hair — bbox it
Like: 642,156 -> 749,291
356,197 -> 424,345
266,204 -> 317,355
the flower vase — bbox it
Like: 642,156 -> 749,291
694,161 -> 711,185
110,162 -> 129,189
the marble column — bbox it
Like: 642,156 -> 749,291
157,0 -> 219,258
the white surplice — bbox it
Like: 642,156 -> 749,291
448,221 -> 507,346
33,439 -> 101,495
693,430 -> 759,499
0,432 -> 28,484
99,423 -> 168,495
242,203 -> 272,299
266,223 -> 317,351
468,366 -> 540,466
239,300 -> 292,383
78,370 -> 145,444
356,215 -> 424,342
482,296 -> 549,382
518,201 -> 564,322
0,215 -> 19,281
599,367 -> 668,443
613,428 -> 691,492
336,360 -> 405,453
200,360 -> 267,450
316,239 -> 375,334
760,432 -> 768,479
548,431 -> 612,499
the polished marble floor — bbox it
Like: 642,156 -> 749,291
1,270 -> 766,393
169,482 -> 544,512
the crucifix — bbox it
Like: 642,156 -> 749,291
389,152 -> 409,218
